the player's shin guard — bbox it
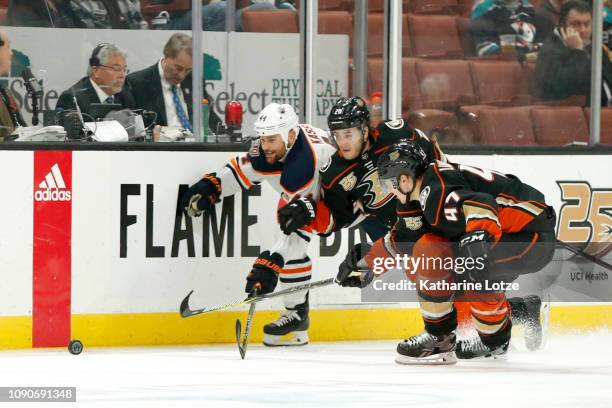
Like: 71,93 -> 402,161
263,258 -> 311,347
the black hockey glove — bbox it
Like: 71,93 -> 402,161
457,230 -> 492,281
336,243 -> 374,288
180,174 -> 222,217
278,196 -> 316,235
245,251 -> 284,295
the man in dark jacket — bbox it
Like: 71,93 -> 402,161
535,0 -> 612,105
127,33 -> 221,133
56,43 -> 136,118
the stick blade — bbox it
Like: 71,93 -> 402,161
235,319 -> 246,359
179,290 -> 195,318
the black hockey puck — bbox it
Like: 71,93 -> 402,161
68,340 -> 83,355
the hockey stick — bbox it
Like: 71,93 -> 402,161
235,287 -> 260,359
557,240 -> 612,272
180,277 -> 337,318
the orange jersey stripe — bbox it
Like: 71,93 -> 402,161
230,158 -> 253,188
498,207 -> 537,233
431,164 -> 447,226
466,218 -> 502,243
281,266 -> 312,274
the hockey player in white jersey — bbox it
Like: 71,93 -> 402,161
180,103 -> 336,346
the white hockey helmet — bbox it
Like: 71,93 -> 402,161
253,103 -> 299,146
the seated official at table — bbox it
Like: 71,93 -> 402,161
56,43 -> 136,119
127,33 -> 221,133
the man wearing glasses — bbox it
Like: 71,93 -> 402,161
127,33 -> 221,133
56,42 -> 136,118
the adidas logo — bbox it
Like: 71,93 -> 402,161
34,163 -> 71,202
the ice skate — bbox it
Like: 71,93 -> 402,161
263,299 -> 309,347
395,332 -> 457,365
456,337 -> 509,360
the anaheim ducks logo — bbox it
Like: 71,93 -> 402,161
557,181 -> 612,258
357,169 -> 394,209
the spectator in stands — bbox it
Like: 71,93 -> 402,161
127,33 -> 221,133
56,43 -> 136,117
0,30 -> 26,141
8,0 -> 147,29
470,0 -> 539,60
534,0 -> 567,42
535,0 -> 612,105
166,0 -> 296,31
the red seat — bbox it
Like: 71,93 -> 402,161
319,0 -> 351,10
407,14 -> 463,59
584,107 -> 612,145
368,57 -> 427,113
369,0 -> 385,12
531,107 -> 589,145
367,13 -> 385,57
241,9 -> 298,33
456,17 -> 475,57
319,11 -> 352,34
416,59 -> 476,109
403,57 -> 423,111
469,60 -> 528,106
477,107 -> 536,145
367,13 -> 411,57
406,0 -> 461,14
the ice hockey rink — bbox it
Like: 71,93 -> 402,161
1,332 -> 611,408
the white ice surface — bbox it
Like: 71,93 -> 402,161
1,333 -> 611,408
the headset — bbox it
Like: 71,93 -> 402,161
89,43 -> 111,67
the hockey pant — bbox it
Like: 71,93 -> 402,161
412,220 -> 555,349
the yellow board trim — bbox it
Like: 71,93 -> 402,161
1,305 -> 611,349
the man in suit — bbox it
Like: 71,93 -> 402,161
127,33 -> 221,134
56,43 -> 136,119
0,30 -> 26,141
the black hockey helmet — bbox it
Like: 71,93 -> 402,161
327,96 -> 371,131
377,140 -> 429,185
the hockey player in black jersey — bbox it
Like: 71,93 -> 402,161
279,96 -> 547,352
336,141 -> 557,364
278,96 -> 445,240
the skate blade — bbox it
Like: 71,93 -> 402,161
459,352 -> 508,361
395,352 -> 457,365
263,331 -> 309,347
